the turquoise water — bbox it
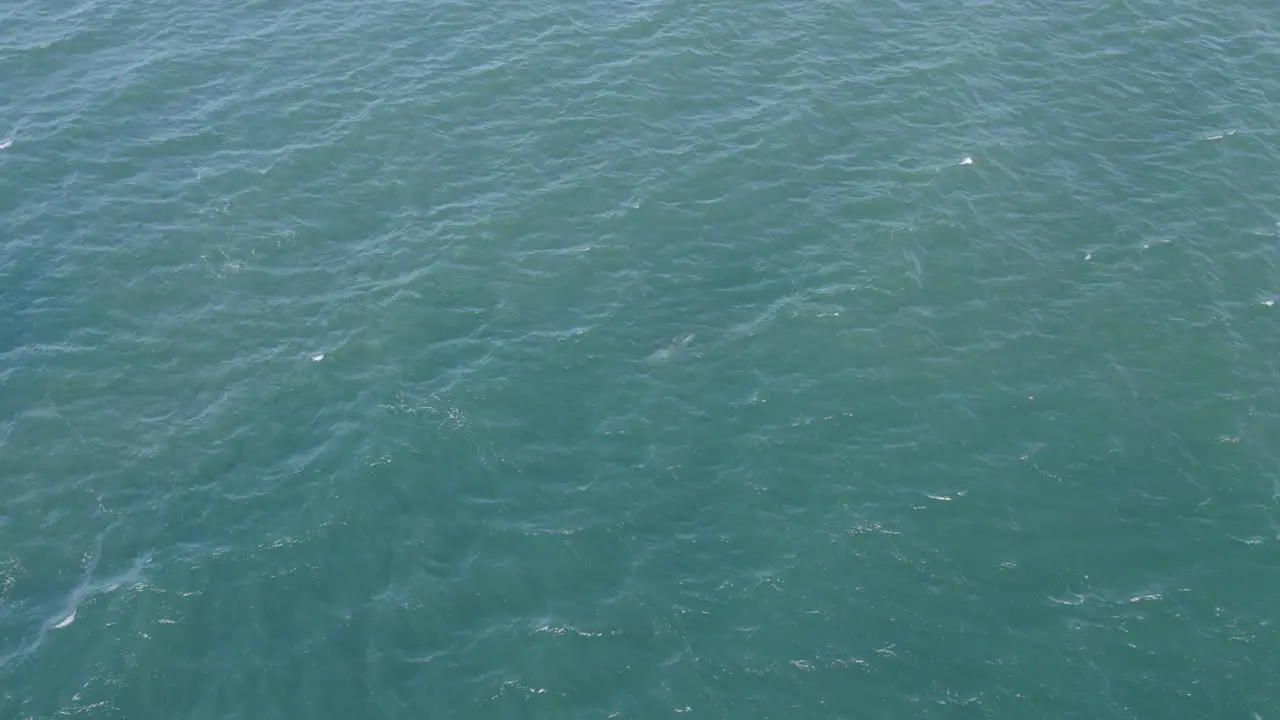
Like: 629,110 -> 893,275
3,0 -> 1279,716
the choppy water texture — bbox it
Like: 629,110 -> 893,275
3,0 -> 1280,716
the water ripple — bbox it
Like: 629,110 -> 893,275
3,0 -> 1280,715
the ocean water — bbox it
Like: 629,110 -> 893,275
2,0 -> 1279,716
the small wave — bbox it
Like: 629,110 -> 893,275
645,332 -> 695,363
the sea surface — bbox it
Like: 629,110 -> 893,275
2,0 -> 1279,716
